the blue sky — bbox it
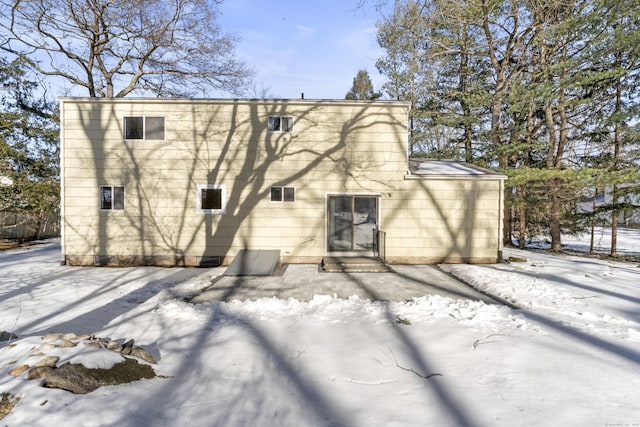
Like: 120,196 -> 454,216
218,0 -> 386,99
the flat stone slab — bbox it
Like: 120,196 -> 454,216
224,249 -> 280,276
191,264 -> 503,305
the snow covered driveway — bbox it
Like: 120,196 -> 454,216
1,238 -> 639,426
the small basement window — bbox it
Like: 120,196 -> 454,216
100,186 -> 125,210
271,186 -> 295,202
268,116 -> 293,132
197,184 -> 226,214
124,116 -> 165,140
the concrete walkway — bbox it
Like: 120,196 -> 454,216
190,264 -> 505,305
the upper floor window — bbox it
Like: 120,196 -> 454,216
124,116 -> 165,140
100,185 -> 125,210
268,116 -> 293,132
271,186 -> 295,202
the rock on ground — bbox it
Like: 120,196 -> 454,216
37,359 -> 156,394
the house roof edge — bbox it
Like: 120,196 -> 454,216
58,97 -> 411,107
407,158 -> 507,180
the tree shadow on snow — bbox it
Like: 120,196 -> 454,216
340,272 -> 481,427
109,303 -> 355,427
448,263 -> 640,366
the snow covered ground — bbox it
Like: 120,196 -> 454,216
1,228 -> 639,426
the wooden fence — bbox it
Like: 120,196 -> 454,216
0,211 -> 60,242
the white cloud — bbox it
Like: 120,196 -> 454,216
295,24 -> 316,39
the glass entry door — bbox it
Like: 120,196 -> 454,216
327,195 -> 378,252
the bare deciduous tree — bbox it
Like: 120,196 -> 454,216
0,0 -> 253,97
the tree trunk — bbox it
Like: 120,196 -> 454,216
462,102 -> 472,163
503,189 -> 512,246
590,187 -> 596,254
544,98 -> 562,252
458,26 -> 473,163
36,212 -> 45,241
610,68 -> 622,258
549,178 -> 563,252
611,204 -> 618,257
544,66 -> 568,252
519,203 -> 526,249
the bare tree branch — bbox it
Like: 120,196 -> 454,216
0,0 -> 253,97
373,348 -> 443,380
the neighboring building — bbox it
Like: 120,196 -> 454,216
59,98 -> 506,267
577,186 -> 640,226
